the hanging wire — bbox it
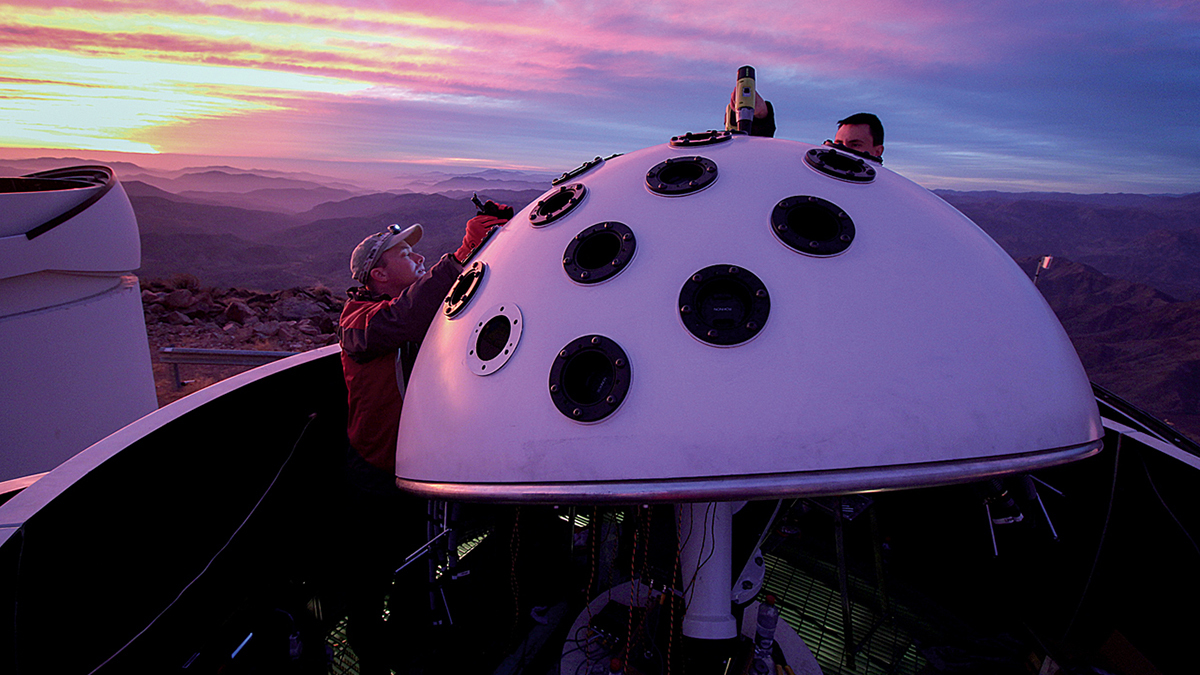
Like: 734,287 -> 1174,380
509,505 -> 522,640
79,412 -> 318,675
1064,434 -> 1121,641
682,503 -> 717,599
625,507 -> 642,665
1140,453 -> 1200,557
666,505 -> 684,675
584,506 -> 600,623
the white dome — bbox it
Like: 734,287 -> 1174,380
397,134 -> 1102,502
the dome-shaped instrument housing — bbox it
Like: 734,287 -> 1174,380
396,136 -> 1103,503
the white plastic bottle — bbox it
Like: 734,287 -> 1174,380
750,594 -> 779,674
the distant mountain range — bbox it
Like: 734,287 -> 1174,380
1015,256 -> 1200,440
938,190 -> 1200,299
5,157 -> 1200,440
120,173 -> 546,291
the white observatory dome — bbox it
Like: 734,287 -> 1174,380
396,133 -> 1103,502
0,166 -> 156,481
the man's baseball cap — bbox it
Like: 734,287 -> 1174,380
350,223 -> 423,285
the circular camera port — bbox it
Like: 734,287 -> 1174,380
563,221 -> 636,284
466,304 -> 523,375
645,156 -> 718,196
803,147 -> 877,183
548,335 -> 631,422
444,261 -> 485,318
771,196 -> 855,257
679,265 -> 770,346
530,183 -> 586,227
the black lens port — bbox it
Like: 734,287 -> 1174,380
530,183 -> 587,226
771,196 -> 855,257
646,156 -> 718,196
679,265 -> 770,346
549,335 -> 631,422
563,221 -> 636,284
445,261 -> 486,317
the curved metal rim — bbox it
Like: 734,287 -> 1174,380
396,439 -> 1104,504
16,165 -> 116,240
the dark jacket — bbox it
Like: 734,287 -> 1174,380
338,253 -> 461,472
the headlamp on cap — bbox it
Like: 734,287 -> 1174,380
351,223 -> 424,286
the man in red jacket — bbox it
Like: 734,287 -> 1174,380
337,202 -> 510,674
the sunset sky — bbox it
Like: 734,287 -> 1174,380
1,0 -> 1197,193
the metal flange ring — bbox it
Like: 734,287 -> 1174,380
771,195 -> 856,257
548,335 -> 631,422
466,303 -> 523,376
444,261 -> 486,318
563,222 -> 636,285
645,156 -> 718,196
804,147 -> 876,183
678,265 -> 770,346
530,183 -> 587,226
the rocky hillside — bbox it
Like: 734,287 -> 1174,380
141,275 -> 344,406
1022,256 -> 1200,440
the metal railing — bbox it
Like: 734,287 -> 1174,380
158,347 -> 298,388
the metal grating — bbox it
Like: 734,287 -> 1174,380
762,554 -> 927,675
326,615 -> 360,674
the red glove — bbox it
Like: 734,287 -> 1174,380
456,214 -> 507,263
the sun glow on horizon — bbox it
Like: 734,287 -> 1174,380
0,1 -> 1196,192
0,2 -> 540,155
0,50 -> 372,153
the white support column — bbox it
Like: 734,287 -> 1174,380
677,501 -> 737,640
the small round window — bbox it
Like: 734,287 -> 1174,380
466,303 -> 523,375
548,335 -> 631,422
645,156 -> 718,196
670,130 -> 733,148
771,196 -> 855,257
804,147 -> 876,183
563,222 -> 636,284
530,183 -> 586,227
679,265 -> 770,347
444,261 -> 485,318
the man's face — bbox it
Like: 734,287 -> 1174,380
372,243 -> 426,294
833,124 -> 883,158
